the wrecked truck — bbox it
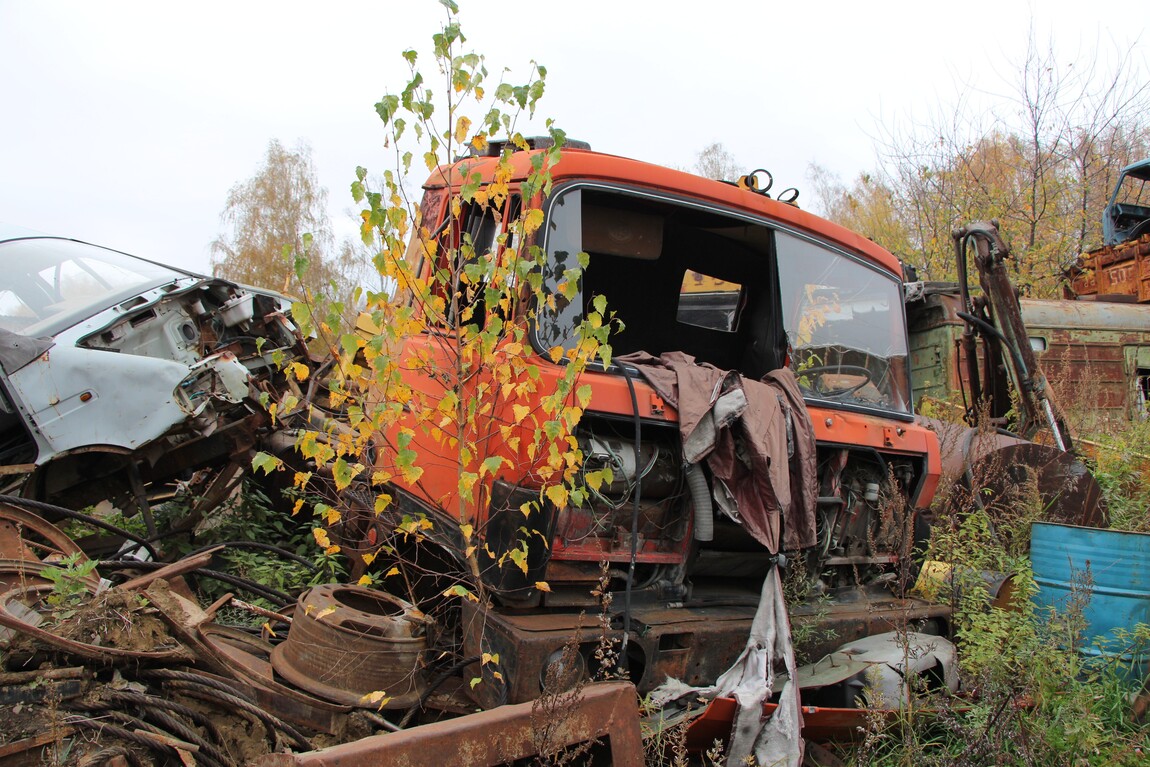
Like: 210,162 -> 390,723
365,141 -> 946,712
0,226 -> 314,525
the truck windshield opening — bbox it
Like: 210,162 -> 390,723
535,186 -> 911,414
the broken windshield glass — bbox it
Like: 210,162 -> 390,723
777,231 -> 910,413
0,238 -> 184,336
536,186 -> 910,414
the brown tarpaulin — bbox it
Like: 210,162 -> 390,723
618,351 -> 816,553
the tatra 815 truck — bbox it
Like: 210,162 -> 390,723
368,139 -> 943,708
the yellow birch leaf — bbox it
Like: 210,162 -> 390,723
523,208 -> 544,235
358,690 -> 392,709
545,484 -> 569,508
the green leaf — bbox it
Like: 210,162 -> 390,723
576,384 -> 593,408
333,457 -> 363,492
375,94 -> 400,125
507,546 -> 528,574
480,456 -> 505,477
340,333 -> 362,356
252,452 -> 283,475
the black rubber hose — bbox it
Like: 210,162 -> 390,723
397,654 -> 481,729
0,494 -> 159,560
98,560 -> 294,606
955,311 -> 1031,391
620,366 -> 643,674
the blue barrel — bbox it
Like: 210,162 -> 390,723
1031,521 -> 1150,680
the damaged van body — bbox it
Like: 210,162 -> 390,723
0,228 -> 312,519
377,143 -> 944,708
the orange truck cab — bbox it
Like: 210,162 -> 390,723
383,140 -> 942,707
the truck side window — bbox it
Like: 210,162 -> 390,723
443,196 -> 520,330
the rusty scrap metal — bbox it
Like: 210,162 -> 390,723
271,584 -> 431,709
0,494 -> 160,560
0,728 -> 76,767
249,681 -> 645,767
965,442 -> 1108,531
195,626 -> 353,736
114,547 -> 219,591
0,503 -> 86,563
953,222 -> 1073,449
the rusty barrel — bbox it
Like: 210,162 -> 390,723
1031,522 -> 1150,680
271,584 -> 430,708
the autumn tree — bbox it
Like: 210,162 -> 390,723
211,139 -> 352,302
807,163 -> 914,258
811,31 -> 1150,296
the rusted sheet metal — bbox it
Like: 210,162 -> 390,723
1067,235 -> 1150,301
250,681 -> 645,767
0,729 -> 74,767
908,286 -> 1150,421
966,442 -> 1108,529
1020,297 -> 1150,332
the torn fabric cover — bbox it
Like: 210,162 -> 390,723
650,567 -> 805,767
619,351 -> 817,552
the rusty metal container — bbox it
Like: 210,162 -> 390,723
1069,236 -> 1150,302
270,584 -> 430,708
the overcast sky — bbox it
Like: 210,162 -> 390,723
1,1 -> 1145,274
